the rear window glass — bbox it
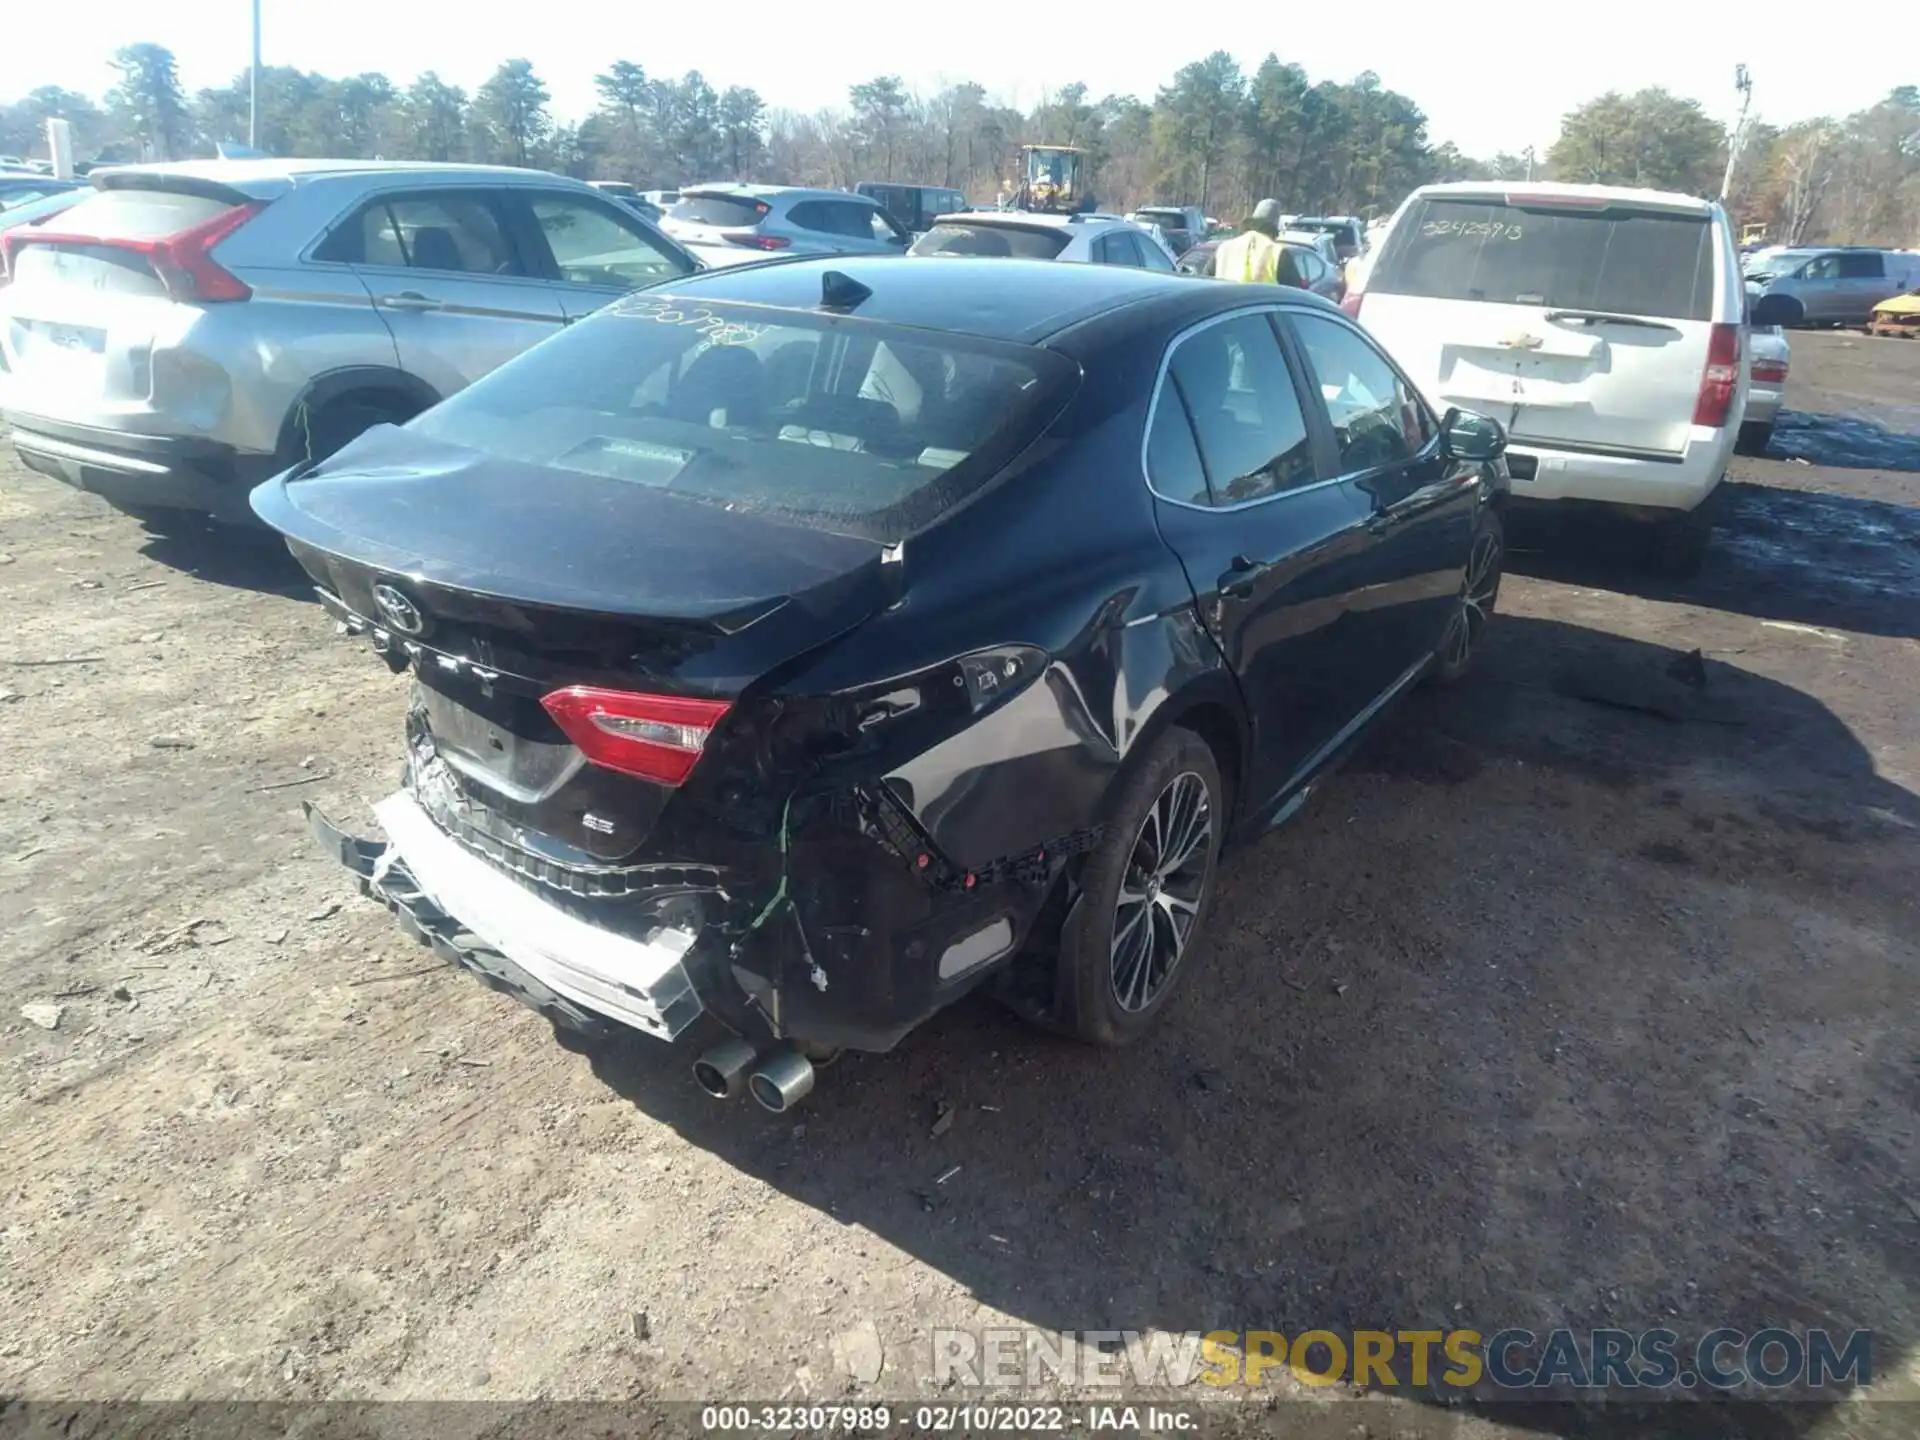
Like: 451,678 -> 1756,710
38,187 -> 234,240
1369,197 -> 1716,320
405,295 -> 1076,543
667,193 -> 765,227
910,223 -> 1068,260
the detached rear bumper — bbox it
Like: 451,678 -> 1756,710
307,786 -> 1047,1053
4,410 -> 278,524
307,795 -> 703,1041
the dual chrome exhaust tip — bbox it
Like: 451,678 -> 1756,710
692,1039 -> 815,1113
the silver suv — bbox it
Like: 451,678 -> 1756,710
659,185 -> 910,267
0,159 -> 697,522
1745,246 -> 1920,327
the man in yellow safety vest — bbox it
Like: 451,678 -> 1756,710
1212,198 -> 1286,284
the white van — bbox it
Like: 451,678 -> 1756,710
1352,182 -> 1747,574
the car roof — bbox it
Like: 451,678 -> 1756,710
931,211 -> 1126,231
655,254 -> 1202,343
90,158 -> 588,203
680,183 -> 876,204
1411,180 -> 1717,215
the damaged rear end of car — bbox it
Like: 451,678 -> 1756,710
253,284 -> 1086,1091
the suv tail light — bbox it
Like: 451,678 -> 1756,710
720,230 -> 789,251
1,201 -> 262,303
1692,323 -> 1742,428
541,687 -> 731,786
1751,357 -> 1789,383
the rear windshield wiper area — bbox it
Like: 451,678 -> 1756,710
1544,309 -> 1682,333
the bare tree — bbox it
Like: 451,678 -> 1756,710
1775,120 -> 1840,244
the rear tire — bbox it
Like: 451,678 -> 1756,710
1735,419 -> 1774,455
1045,728 -> 1225,1047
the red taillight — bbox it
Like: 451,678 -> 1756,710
720,230 -> 790,250
1340,291 -> 1365,319
4,201 -> 262,303
1751,358 -> 1789,383
541,687 -> 731,786
1692,322 -> 1742,428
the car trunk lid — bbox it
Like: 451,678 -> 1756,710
254,424 -> 898,862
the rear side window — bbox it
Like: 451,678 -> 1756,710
405,295 -> 1076,543
1094,232 -> 1142,267
1369,196 -> 1716,321
668,193 -> 765,227
1836,252 -> 1883,278
1165,313 -> 1315,505
1290,313 -> 1431,472
910,223 -> 1068,260
320,194 -> 520,275
1146,392 -> 1211,506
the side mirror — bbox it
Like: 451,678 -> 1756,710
1440,406 -> 1507,464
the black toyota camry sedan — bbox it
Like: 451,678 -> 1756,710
253,257 -> 1509,1111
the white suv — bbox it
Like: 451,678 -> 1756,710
1352,182 -> 1748,573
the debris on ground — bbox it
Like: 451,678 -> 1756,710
149,736 -> 196,750
631,1311 -> 650,1341
20,1002 -> 64,1031
832,1319 -> 885,1384
1552,659 -> 1744,725
930,1100 -> 954,1137
1666,648 -> 1709,687
139,917 -> 219,954
306,901 -> 342,923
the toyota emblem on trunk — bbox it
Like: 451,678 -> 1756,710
371,582 -> 428,637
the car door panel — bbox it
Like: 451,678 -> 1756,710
1284,310 -> 1479,694
342,190 -> 565,397
1142,309 -> 1379,816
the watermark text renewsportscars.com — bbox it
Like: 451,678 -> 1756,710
931,1327 -> 1872,1392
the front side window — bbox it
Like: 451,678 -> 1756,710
1137,234 -> 1175,272
1802,255 -> 1841,280
529,195 -> 688,287
1164,313 -> 1315,505
1290,313 -> 1430,473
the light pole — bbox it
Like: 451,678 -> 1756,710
1523,146 -> 1535,182
1720,64 -> 1753,203
248,0 -> 261,148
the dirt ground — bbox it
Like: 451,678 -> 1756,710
2,331 -> 1918,1437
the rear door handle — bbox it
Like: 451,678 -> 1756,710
1218,555 -> 1271,599
377,291 -> 444,312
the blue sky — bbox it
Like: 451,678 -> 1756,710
1,0 -> 1896,159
